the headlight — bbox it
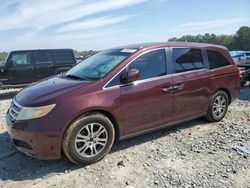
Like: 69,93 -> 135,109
16,104 -> 56,121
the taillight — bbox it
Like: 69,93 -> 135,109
238,57 -> 241,62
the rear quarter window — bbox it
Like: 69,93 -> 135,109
54,50 -> 75,64
207,50 -> 231,69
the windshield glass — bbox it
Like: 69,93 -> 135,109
65,49 -> 134,80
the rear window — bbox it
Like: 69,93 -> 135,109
54,50 -> 74,63
207,50 -> 231,69
173,48 -> 204,73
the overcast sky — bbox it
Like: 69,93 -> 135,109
0,0 -> 249,51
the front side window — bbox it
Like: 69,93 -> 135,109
173,48 -> 204,73
35,51 -> 52,64
11,52 -> 31,66
128,49 -> 167,81
207,50 -> 231,69
65,49 -> 132,80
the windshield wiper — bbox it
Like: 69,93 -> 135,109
64,74 -> 91,81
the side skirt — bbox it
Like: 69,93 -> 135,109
119,113 -> 207,141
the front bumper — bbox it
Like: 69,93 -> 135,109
5,113 -> 63,160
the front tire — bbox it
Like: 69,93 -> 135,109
205,91 -> 229,122
63,113 -> 115,164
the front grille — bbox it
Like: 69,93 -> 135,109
8,100 -> 22,122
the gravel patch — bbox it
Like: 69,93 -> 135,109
0,87 -> 249,188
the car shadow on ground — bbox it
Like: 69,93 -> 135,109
0,118 -> 207,182
0,90 -> 19,101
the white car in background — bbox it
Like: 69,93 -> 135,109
230,51 -> 250,68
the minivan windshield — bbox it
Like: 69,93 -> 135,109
65,49 -> 134,80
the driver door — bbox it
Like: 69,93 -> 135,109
120,49 -> 174,136
8,52 -> 34,84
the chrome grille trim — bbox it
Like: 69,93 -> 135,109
8,99 -> 22,122
11,107 -> 19,114
13,99 -> 23,109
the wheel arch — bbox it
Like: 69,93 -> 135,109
215,88 -> 232,104
63,109 -> 121,142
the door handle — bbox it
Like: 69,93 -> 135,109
173,84 -> 184,91
162,87 -> 174,93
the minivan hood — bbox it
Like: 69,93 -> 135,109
15,76 -> 91,106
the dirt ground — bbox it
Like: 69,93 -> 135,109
0,86 -> 249,188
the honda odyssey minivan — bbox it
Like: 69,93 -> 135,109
6,42 -> 240,164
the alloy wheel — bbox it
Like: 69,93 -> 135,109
74,123 -> 108,158
212,95 -> 227,118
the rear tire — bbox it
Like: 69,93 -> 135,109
205,91 -> 229,122
62,113 -> 115,164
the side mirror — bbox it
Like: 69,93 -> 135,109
124,69 -> 140,84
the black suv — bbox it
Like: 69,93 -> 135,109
0,49 -> 76,88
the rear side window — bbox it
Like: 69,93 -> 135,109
207,50 -> 231,69
173,48 -> 204,73
35,51 -> 52,64
54,50 -> 74,63
128,49 -> 167,81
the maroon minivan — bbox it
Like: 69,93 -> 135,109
6,42 -> 240,164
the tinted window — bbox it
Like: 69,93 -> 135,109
11,52 -> 31,66
54,50 -> 74,63
106,71 -> 124,87
128,49 -> 167,81
173,48 -> 204,73
207,50 -> 231,69
35,51 -> 52,64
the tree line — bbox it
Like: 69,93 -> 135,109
0,52 -> 8,61
1,26 -> 249,61
168,26 -> 250,51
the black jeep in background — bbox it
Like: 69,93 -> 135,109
0,49 -> 76,88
